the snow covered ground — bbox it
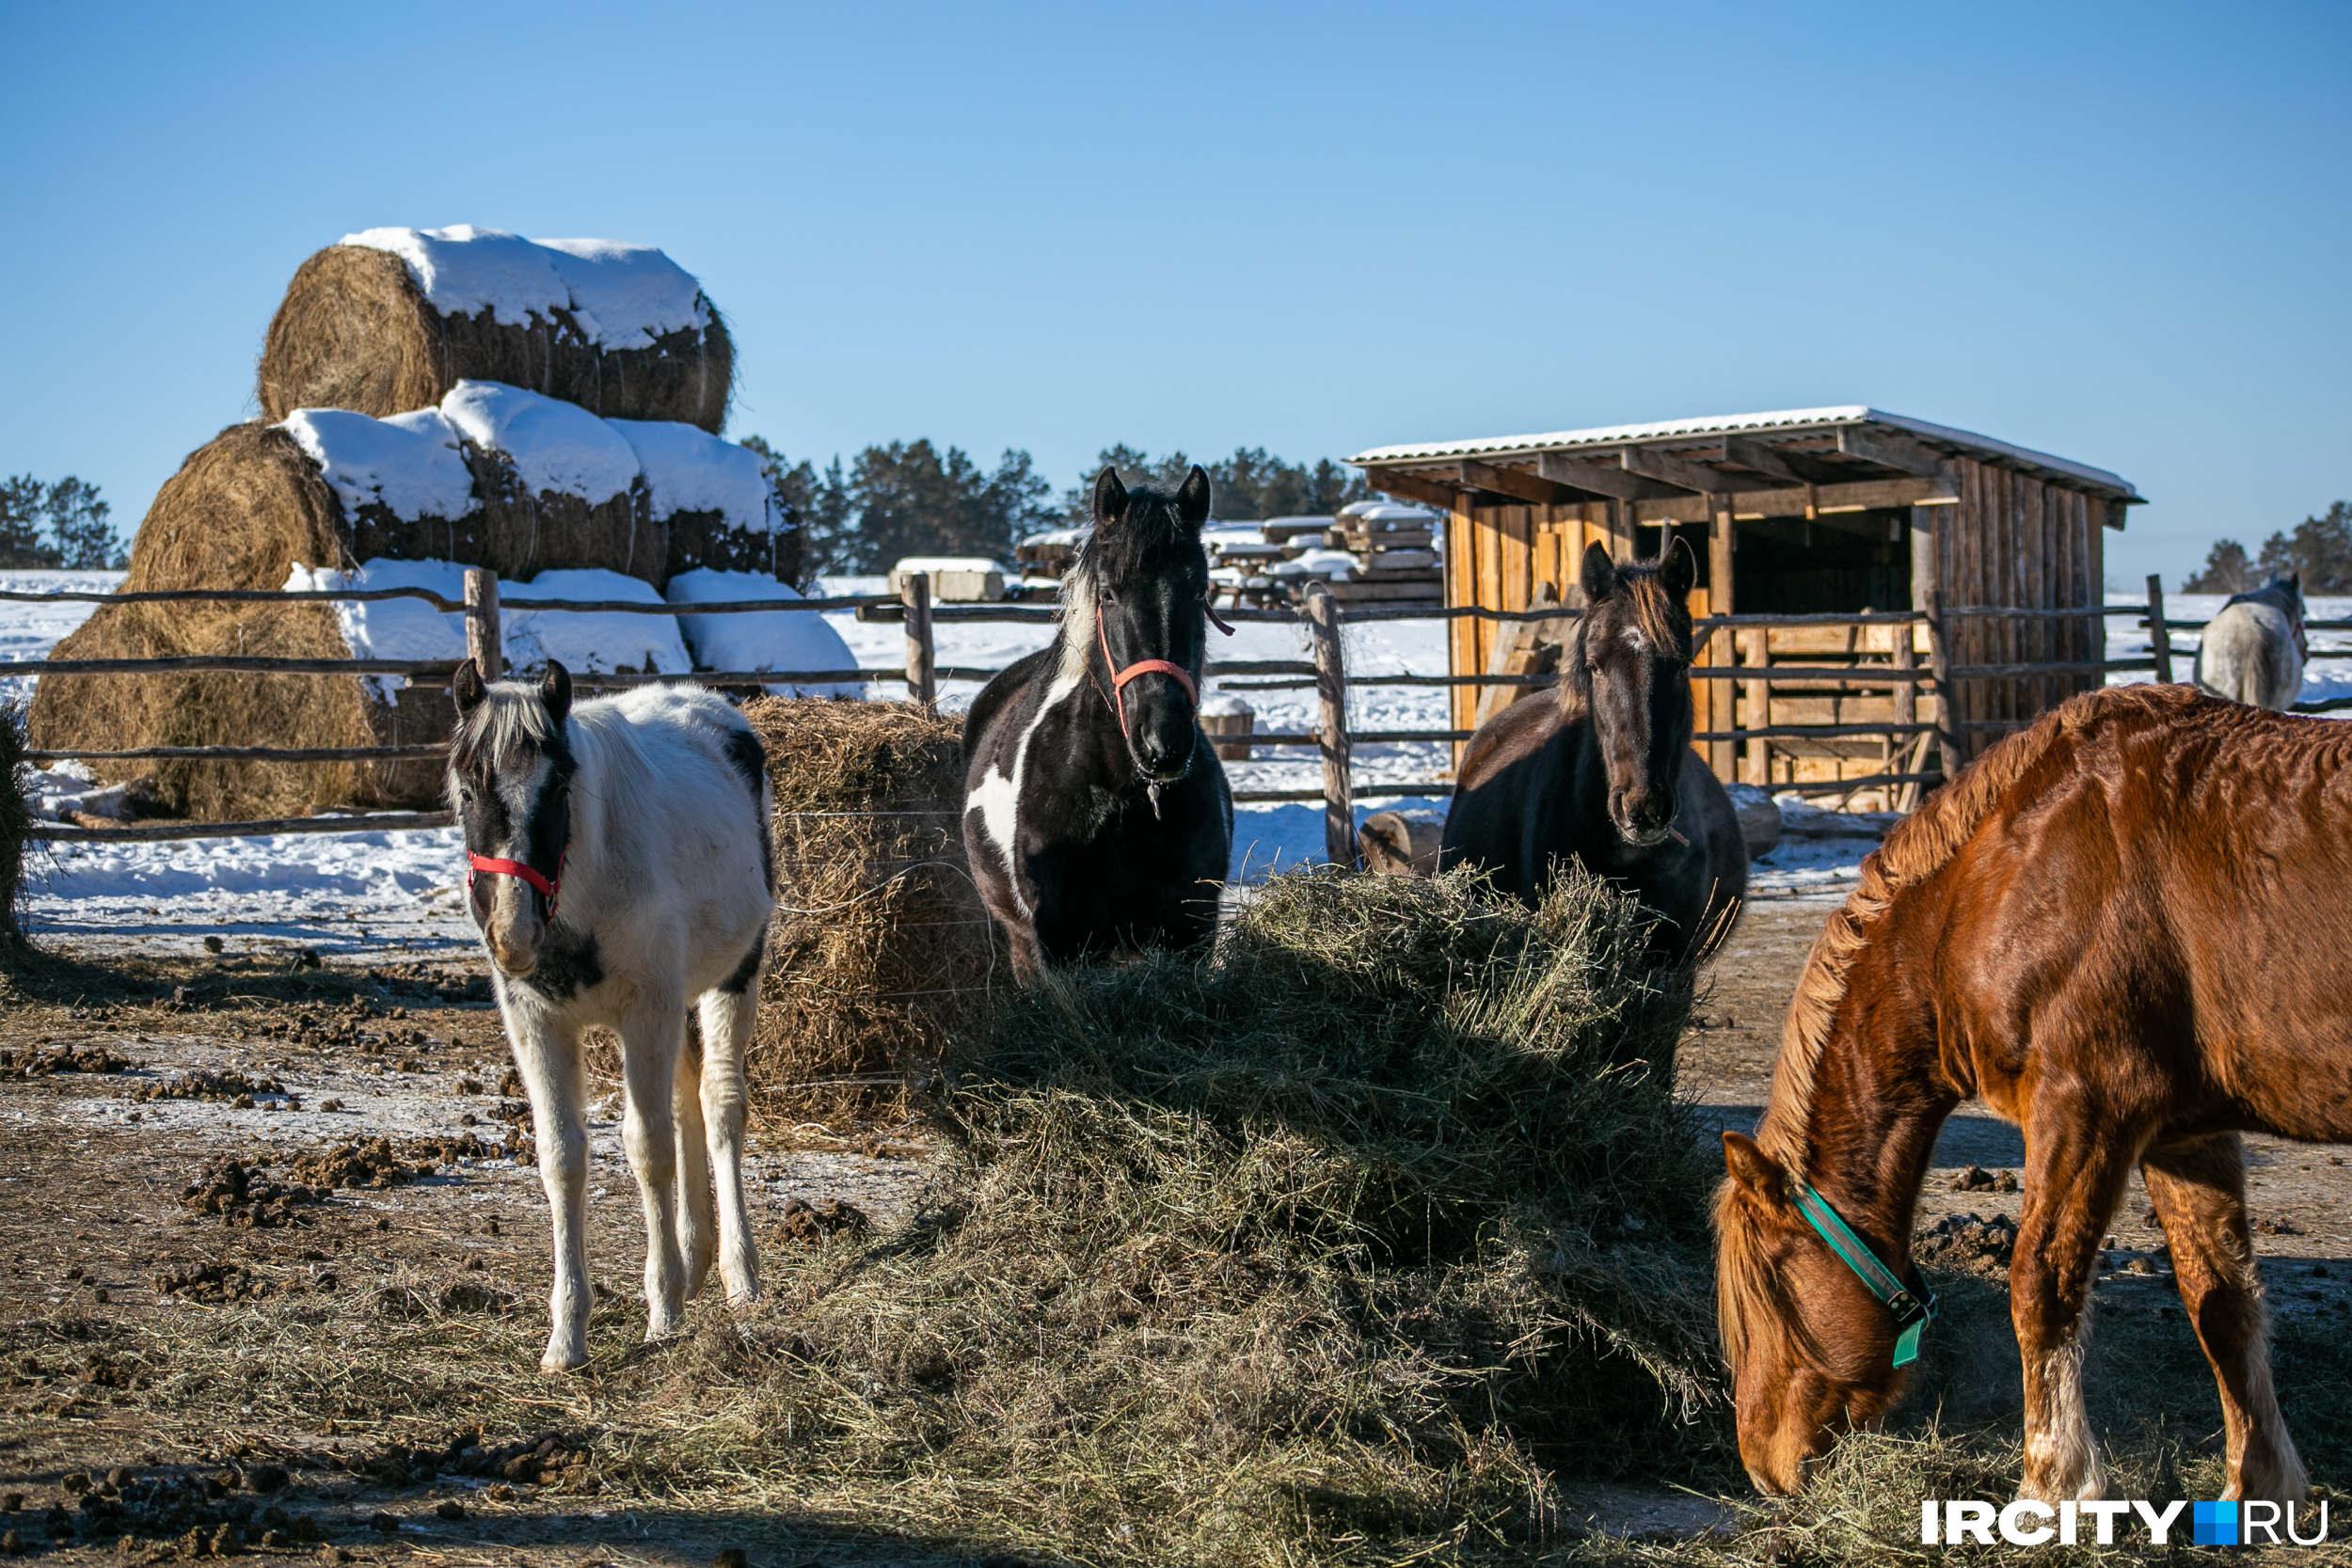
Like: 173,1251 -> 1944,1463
9,567 -> 2347,951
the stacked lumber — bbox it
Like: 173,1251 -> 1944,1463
1320,500 -> 1444,606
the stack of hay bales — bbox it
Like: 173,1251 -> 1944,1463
30,228 -> 823,820
739,698 -> 1000,1123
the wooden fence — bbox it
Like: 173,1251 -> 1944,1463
11,568 -> 2349,867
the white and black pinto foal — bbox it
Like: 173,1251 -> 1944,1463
962,466 -> 1233,982
448,660 -> 773,1373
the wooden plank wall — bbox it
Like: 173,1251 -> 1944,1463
1935,457 -> 2106,759
1446,501 -> 1722,768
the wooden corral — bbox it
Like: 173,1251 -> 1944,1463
1349,407 -> 2143,797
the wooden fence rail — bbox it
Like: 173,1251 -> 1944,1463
5,567 -> 2320,847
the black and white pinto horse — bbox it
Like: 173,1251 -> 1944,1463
449,660 -> 773,1373
2196,571 -> 2308,711
962,467 -> 1233,982
1439,540 -> 1747,962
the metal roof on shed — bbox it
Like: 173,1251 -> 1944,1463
1349,405 -> 2140,501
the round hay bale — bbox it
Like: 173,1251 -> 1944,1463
26,423 -> 452,818
740,697 -> 1000,1121
26,595 -> 403,821
259,242 -> 732,434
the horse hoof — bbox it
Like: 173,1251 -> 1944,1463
538,1349 -> 588,1375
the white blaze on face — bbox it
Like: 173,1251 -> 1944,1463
965,565 -> 1100,919
476,751 -> 557,975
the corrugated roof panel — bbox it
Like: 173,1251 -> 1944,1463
1347,405 -> 2139,500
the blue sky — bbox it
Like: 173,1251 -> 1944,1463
2,1 -> 2344,588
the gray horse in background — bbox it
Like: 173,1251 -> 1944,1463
2195,573 -> 2308,711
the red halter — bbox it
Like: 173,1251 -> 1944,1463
467,851 -> 565,918
1096,612 -> 1197,736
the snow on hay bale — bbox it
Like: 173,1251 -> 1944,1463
28,397 -> 804,819
259,227 -> 732,433
739,697 -> 1000,1121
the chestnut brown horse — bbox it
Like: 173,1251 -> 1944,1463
1717,682 -> 2352,1505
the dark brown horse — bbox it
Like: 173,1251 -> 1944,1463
1716,682 -> 2352,1505
1438,539 -> 1745,961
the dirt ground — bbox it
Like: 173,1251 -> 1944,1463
6,893 -> 2352,1564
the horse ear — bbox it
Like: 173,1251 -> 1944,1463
1581,541 -> 1618,602
1092,467 -> 1130,526
1175,465 -> 1212,527
452,658 -> 485,715
540,660 -> 572,724
1723,1131 -> 1788,1209
1661,535 -> 1696,597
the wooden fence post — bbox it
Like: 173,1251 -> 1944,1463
902,571 -> 936,706
2145,574 -> 2174,685
1925,591 -> 1963,781
1739,626 -> 1770,786
1304,584 -> 1355,868
463,567 -> 501,681
1891,620 -> 1915,769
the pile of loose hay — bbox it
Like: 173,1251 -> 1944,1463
640,867 -> 1726,1563
258,243 -> 733,433
740,697 -> 999,1124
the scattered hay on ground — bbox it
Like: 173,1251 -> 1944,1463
259,242 -> 733,434
627,866 -> 1726,1564
740,697 -> 999,1125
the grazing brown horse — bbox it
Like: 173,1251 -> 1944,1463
1439,539 -> 1745,962
1715,681 -> 2352,1505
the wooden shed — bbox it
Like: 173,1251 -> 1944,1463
1348,407 -> 2143,798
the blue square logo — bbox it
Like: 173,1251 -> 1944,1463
2193,1500 -> 2239,1547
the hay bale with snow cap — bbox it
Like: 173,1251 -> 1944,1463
259,227 -> 732,433
28,388 -> 798,819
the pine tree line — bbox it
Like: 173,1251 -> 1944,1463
0,476 -> 124,571
739,437 -> 1371,578
2185,500 -> 2352,594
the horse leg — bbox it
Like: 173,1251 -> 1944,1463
671,1024 -> 716,1298
697,984 -> 762,1305
2140,1133 -> 2309,1504
507,1012 -> 591,1374
616,997 -> 690,1340
2012,1105 -> 2140,1501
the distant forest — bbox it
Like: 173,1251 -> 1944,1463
2185,500 -> 2352,594
0,475 -> 125,570
742,437 -> 1373,578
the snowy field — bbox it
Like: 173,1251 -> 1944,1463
7,568 -> 2343,956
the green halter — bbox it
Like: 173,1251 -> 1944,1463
1793,1182 -> 1936,1368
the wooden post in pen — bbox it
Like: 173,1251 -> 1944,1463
2145,574 -> 2174,685
1304,583 -> 1355,868
1925,590 -> 1963,782
463,567 -> 501,681
902,571 -> 936,706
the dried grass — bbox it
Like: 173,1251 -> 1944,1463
739,697 -> 999,1125
259,244 -> 733,434
620,867 -> 1729,1562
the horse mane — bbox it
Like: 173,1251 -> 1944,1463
1754,698 -> 2086,1177
1077,480 -> 1202,584
450,681 -> 567,778
1557,558 -> 1692,717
